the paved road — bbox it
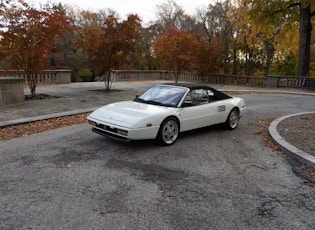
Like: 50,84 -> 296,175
1,90 -> 315,229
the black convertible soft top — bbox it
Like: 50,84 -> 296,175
162,83 -> 232,100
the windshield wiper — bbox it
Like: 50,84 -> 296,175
145,100 -> 166,106
133,97 -> 146,103
134,98 -> 167,106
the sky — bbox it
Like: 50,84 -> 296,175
25,0 -> 213,24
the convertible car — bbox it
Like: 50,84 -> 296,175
87,83 -> 246,145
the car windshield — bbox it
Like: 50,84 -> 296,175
134,85 -> 187,107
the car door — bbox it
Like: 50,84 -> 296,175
209,99 -> 230,124
179,88 -> 217,132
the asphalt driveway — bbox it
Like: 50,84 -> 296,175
0,92 -> 315,229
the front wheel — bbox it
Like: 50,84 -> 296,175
156,118 -> 179,146
225,108 -> 239,129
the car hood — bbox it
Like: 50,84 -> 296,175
88,101 -> 170,128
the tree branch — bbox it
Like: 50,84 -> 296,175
287,3 -> 300,9
274,2 -> 300,14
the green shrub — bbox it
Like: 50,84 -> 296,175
77,67 -> 93,82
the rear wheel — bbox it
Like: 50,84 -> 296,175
225,108 -> 239,129
156,117 -> 179,146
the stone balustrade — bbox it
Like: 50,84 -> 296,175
111,70 -> 310,89
0,69 -> 71,84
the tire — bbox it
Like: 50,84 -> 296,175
156,117 -> 179,146
225,108 -> 239,129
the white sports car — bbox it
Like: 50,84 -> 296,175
87,83 -> 246,145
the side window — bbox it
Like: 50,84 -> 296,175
207,89 -> 216,102
190,89 -> 209,105
207,90 -> 214,97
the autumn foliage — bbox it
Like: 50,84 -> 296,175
0,0 -> 71,97
194,39 -> 219,81
0,0 -> 314,87
154,28 -> 195,82
154,28 -> 218,82
76,14 -> 142,91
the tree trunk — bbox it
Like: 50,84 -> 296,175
174,71 -> 179,83
27,72 -> 37,98
104,70 -> 111,92
297,3 -> 312,77
232,47 -> 238,75
264,38 -> 275,76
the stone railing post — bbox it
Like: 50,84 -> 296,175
52,70 -> 71,84
0,77 -> 25,106
267,76 -> 279,88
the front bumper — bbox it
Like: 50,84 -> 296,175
87,118 -> 160,141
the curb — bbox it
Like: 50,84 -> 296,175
0,108 -> 97,128
222,89 -> 315,97
269,112 -> 315,168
